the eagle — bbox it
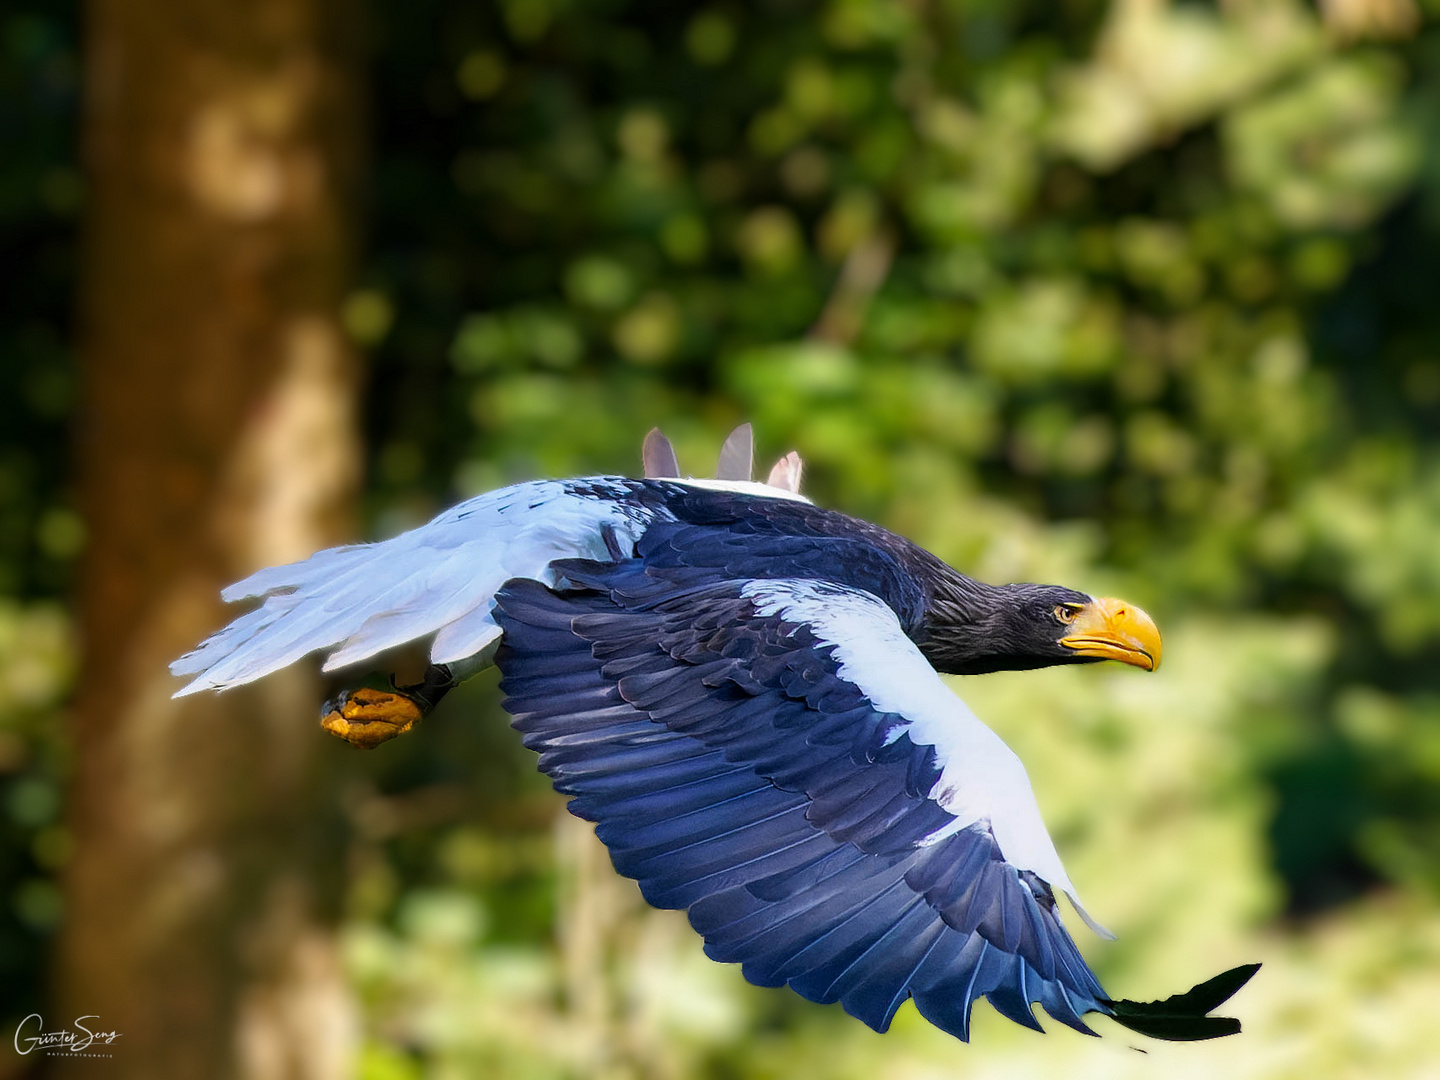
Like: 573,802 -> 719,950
172,425 -> 1256,1043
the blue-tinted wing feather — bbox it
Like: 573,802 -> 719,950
494,566 -> 1110,1041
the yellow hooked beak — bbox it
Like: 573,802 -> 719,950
1059,597 -> 1162,672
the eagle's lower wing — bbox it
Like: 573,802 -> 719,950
494,562 -> 1111,1040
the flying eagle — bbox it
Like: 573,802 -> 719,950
172,425 -> 1256,1043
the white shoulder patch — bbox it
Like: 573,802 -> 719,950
665,476 -> 812,503
740,578 -> 1109,938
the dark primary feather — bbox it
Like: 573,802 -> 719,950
1106,963 -> 1261,1041
715,423 -> 755,481
642,429 -> 681,478
493,563 -> 1112,1040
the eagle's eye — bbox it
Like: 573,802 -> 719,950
1055,603 -> 1082,624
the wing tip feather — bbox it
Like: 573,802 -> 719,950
1105,962 -> 1260,1042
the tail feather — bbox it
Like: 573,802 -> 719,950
430,608 -> 504,666
170,479 -> 650,697
311,552 -> 508,671
220,543 -> 374,602
170,600 -> 298,678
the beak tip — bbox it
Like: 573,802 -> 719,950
1060,596 -> 1163,672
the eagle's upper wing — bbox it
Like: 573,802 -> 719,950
494,559 -> 1113,1040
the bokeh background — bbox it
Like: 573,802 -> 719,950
5,0 -> 1440,1076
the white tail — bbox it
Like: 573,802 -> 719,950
170,479 -> 651,696
173,426 -> 808,698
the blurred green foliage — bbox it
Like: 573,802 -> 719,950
9,0 -> 1440,1074
0,0 -> 78,1035
0,0 -> 79,602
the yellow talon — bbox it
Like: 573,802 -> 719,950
320,686 -> 425,749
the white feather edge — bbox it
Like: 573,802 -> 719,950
740,578 -> 1114,941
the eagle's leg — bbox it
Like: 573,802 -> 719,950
321,663 -> 458,749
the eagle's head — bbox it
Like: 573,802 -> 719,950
921,582 -> 1162,676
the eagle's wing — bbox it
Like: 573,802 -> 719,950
494,560 -> 1112,1040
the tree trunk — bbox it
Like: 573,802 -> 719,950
56,2 -> 364,1076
